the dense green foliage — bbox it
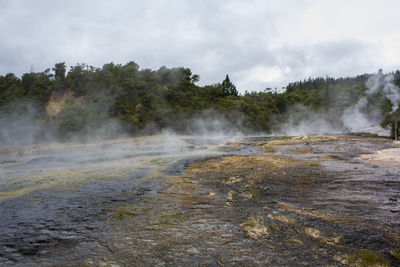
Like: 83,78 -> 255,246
0,61 -> 399,142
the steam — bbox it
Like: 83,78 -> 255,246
341,98 -> 372,132
280,70 -> 399,136
277,105 -> 344,136
0,102 -> 243,147
342,71 -> 399,134
183,109 -> 244,140
2,70 -> 398,144
0,103 -> 55,146
366,71 -> 400,111
0,101 -> 126,146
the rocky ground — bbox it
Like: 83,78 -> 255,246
0,135 -> 400,266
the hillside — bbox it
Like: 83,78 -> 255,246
1,62 -> 399,144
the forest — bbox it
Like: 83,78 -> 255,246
0,61 -> 399,143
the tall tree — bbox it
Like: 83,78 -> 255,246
221,74 -> 238,96
53,62 -> 66,81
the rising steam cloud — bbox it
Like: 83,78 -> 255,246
366,71 -> 400,111
280,70 -> 399,136
0,103 -> 243,147
342,71 -> 400,134
0,104 -> 55,146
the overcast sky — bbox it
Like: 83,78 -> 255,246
1,0 -> 400,92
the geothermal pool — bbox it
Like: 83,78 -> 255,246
0,135 -> 399,266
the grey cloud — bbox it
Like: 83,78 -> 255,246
305,40 -> 377,76
0,0 -> 399,93
222,40 -> 375,92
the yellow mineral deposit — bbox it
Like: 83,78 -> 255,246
358,147 -> 400,171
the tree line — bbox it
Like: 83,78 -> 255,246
0,61 -> 399,142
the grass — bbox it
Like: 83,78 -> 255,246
347,250 -> 389,267
263,145 -> 277,153
359,250 -> 388,266
310,162 -> 320,166
347,253 -> 357,265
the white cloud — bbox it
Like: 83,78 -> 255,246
0,0 -> 399,93
235,66 -> 284,91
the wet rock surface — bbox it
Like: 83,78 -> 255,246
0,136 -> 400,266
0,172 -> 154,266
